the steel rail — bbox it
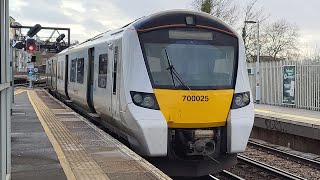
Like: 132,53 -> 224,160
248,140 -> 320,169
208,170 -> 244,180
219,170 -> 245,180
238,154 -> 306,180
208,174 -> 220,180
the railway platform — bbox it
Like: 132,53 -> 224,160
12,88 -> 170,180
252,103 -> 320,155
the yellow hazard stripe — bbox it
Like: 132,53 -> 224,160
255,109 -> 320,122
27,90 -> 77,180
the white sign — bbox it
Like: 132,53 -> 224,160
27,62 -> 34,68
34,68 -> 38,73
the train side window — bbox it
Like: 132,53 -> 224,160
57,62 -> 60,80
58,62 -> 63,80
77,58 -> 84,84
98,54 -> 108,88
112,46 -> 118,94
61,62 -> 64,80
70,59 -> 77,82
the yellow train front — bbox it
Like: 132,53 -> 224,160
126,10 -> 255,176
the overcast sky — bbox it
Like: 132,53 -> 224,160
9,0 -> 320,52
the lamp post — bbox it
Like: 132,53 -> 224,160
245,20 -> 260,104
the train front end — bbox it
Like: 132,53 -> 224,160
123,10 -> 254,176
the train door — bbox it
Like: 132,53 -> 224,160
64,55 -> 70,99
93,45 -> 112,117
111,39 -> 121,121
87,48 -> 95,112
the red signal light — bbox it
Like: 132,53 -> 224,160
28,44 -> 35,51
26,39 -> 37,52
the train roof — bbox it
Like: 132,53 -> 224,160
59,9 -> 237,55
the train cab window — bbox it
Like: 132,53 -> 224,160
70,59 -> 77,82
77,58 -> 84,84
98,54 -> 108,88
139,27 -> 238,90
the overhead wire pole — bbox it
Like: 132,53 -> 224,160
244,20 -> 261,103
256,21 -> 260,104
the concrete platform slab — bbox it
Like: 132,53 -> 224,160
12,88 -> 170,180
255,104 -> 320,127
251,104 -> 320,155
254,104 -> 320,140
12,91 -> 67,180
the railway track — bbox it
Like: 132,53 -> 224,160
210,153 -> 309,180
237,154 -> 306,180
210,170 -> 244,180
248,139 -> 320,170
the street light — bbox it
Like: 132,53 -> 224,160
245,20 -> 260,104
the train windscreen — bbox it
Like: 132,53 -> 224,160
139,27 -> 238,90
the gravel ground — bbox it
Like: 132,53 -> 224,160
241,146 -> 320,180
226,161 -> 281,180
213,174 -> 236,180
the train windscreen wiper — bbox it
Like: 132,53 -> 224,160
164,49 -> 191,90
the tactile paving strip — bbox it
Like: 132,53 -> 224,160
28,89 -> 171,180
28,90 -> 110,180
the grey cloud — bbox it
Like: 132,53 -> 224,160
9,0 -> 320,46
82,19 -> 107,32
11,0 -> 76,25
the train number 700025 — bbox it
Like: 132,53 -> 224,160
182,95 -> 209,102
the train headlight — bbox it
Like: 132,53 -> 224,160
231,91 -> 251,109
143,96 -> 155,108
130,91 -> 160,110
185,16 -> 196,25
133,94 -> 143,104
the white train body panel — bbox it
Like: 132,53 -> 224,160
121,27 -> 168,155
228,35 -> 255,153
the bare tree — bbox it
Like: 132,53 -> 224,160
310,48 -> 320,61
192,0 -> 240,26
261,19 -> 300,61
192,0 -> 302,62
241,0 -> 269,62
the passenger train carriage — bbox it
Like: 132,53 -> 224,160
46,10 -> 254,177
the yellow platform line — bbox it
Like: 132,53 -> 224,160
27,90 -> 109,180
27,90 -> 77,180
255,109 -> 320,122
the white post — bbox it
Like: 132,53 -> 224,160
29,79 -> 32,88
256,21 -> 261,104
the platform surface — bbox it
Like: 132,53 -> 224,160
255,104 -> 320,127
12,90 -> 67,180
12,88 -> 170,180
253,103 -> 320,141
